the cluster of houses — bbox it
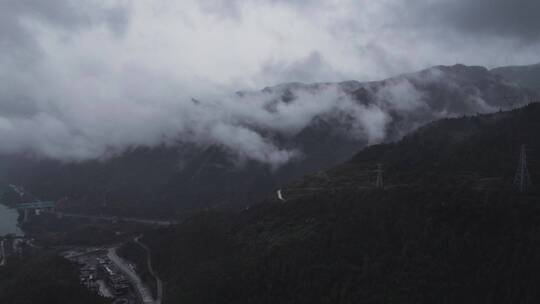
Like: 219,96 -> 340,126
0,235 -> 34,266
68,251 -> 135,302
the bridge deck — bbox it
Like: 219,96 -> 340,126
16,201 -> 56,209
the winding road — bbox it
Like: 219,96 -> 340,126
135,235 -> 163,304
107,236 -> 163,304
107,247 -> 157,304
57,212 -> 176,226
277,189 -> 285,202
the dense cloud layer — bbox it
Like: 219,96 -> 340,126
0,0 -> 538,166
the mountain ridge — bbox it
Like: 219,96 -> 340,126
0,63 -> 537,216
491,62 -> 540,92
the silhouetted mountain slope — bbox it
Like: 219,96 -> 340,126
0,64 -> 537,216
144,103 -> 540,304
492,63 -> 540,93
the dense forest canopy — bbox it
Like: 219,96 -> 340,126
144,103 -> 540,304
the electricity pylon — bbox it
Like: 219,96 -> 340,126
375,163 -> 384,189
514,144 -> 532,193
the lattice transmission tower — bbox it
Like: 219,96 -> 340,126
375,163 -> 384,189
514,144 -> 532,193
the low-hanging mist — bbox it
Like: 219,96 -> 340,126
1,67 -> 531,168
0,79 -> 393,166
1,0 -> 539,167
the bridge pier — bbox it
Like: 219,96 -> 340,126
22,209 -> 31,223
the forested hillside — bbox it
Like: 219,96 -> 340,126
0,64 -> 536,217
144,103 -> 540,304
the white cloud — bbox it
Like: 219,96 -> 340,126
0,0 -> 538,165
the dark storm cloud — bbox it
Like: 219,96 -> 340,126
413,0 -> 540,42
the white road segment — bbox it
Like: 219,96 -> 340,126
277,189 -> 285,202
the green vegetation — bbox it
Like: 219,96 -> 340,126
145,103 -> 540,303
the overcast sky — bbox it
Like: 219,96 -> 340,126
1,0 -> 539,163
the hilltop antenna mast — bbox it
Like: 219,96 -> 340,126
514,144 -> 532,193
375,163 -> 384,189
